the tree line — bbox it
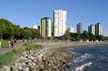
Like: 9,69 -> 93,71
60,29 -> 104,41
0,19 -> 40,40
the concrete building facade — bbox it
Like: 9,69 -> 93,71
53,10 -> 67,37
77,23 -> 83,34
41,17 -> 52,39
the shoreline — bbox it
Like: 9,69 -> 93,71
10,45 -> 72,71
1,41 -> 108,71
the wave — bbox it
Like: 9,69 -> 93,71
73,53 -> 93,63
65,46 -> 108,71
75,62 -> 92,71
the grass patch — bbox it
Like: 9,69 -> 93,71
1,40 -> 9,48
0,50 -> 17,66
23,41 -> 42,51
0,41 -> 42,67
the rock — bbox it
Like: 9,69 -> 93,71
11,47 -> 72,71
22,67 -> 29,71
2,66 -> 10,71
10,66 -> 19,71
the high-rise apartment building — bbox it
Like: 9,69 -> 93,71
95,23 -> 103,35
41,17 -> 52,39
88,24 -> 95,35
53,10 -> 67,37
77,23 -> 83,34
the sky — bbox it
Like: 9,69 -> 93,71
0,0 -> 108,36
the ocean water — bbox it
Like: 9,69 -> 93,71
65,45 -> 108,71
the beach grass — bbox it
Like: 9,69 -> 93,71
0,41 -> 42,67
1,40 -> 9,48
0,50 -> 17,66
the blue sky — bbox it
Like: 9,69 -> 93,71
0,0 -> 108,36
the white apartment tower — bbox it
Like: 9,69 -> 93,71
88,25 -> 95,35
53,10 -> 67,37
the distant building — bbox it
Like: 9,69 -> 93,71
95,23 -> 103,35
69,27 -> 75,33
53,10 -> 67,37
41,17 -> 52,39
32,24 -> 38,29
77,23 -> 83,34
88,24 -> 95,35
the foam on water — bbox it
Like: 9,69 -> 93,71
75,62 -> 92,71
65,49 -> 94,71
73,53 -> 93,63
65,45 -> 108,71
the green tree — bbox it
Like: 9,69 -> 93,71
96,35 -> 104,41
0,19 -> 14,39
88,32 -> 96,41
0,18 -> 40,40
64,29 -> 71,40
81,31 -> 89,40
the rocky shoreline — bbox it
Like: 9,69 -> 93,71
1,46 -> 72,71
1,41 -> 108,71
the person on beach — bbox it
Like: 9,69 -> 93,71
10,40 -> 14,47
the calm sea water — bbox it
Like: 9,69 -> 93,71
65,45 -> 108,71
